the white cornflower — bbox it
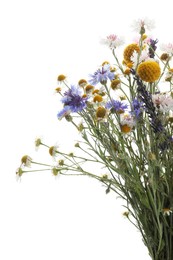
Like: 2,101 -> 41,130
101,34 -> 124,49
152,93 -> 173,112
131,18 -> 155,33
160,43 -> 173,56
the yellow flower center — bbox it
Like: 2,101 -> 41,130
78,79 -> 87,87
93,95 -> 103,102
96,107 -> 107,118
111,79 -> 121,90
120,124 -> 131,133
85,84 -> 94,93
49,146 -> 56,156
57,74 -> 66,81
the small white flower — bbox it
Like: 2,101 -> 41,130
163,208 -> 172,216
21,155 -> 32,167
51,166 -> 61,179
152,93 -> 173,112
35,136 -> 43,151
49,144 -> 59,159
16,167 -> 24,181
101,34 -> 124,49
160,43 -> 173,55
131,18 -> 155,33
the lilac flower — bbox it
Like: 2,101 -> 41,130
131,99 -> 143,118
57,85 -> 88,119
131,69 -> 170,150
148,39 -> 158,58
106,100 -> 128,113
89,64 -> 115,85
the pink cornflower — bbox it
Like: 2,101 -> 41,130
152,93 -> 173,112
101,34 -> 124,49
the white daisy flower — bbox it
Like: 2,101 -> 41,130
120,113 -> 136,128
21,155 -> 32,167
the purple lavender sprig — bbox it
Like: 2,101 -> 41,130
131,69 -> 170,150
148,39 -> 158,58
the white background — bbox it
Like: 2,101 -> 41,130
1,0 -> 172,259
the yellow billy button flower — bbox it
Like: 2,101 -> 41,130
93,94 -> 103,102
110,79 -> 121,90
57,74 -> 66,82
96,106 -> 107,119
123,43 -> 140,64
21,155 -> 32,167
78,79 -> 87,87
137,60 -> 161,82
120,124 -> 132,133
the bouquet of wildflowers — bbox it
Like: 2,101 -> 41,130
17,18 -> 173,260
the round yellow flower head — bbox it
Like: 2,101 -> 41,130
123,43 -> 140,64
137,60 -> 161,82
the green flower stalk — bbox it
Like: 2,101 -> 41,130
17,18 -> 173,260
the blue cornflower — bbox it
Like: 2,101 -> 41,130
131,99 -> 143,118
57,85 -> 88,119
89,64 -> 115,85
106,99 -> 128,113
